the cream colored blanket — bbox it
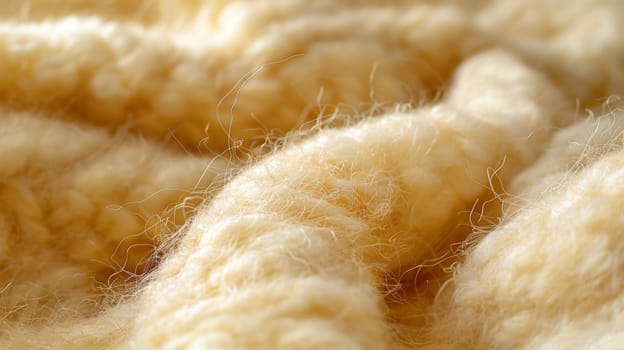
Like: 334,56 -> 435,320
2,1 -> 624,349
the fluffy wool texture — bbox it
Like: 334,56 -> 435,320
3,0 -> 624,349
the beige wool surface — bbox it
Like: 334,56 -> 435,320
3,0 -> 624,349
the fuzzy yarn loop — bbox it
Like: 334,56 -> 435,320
2,1 -> 624,349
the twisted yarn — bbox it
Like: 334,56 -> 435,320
2,1 -> 624,349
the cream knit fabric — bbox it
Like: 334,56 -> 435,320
2,0 -> 624,349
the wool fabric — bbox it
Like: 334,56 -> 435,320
2,1 -> 624,349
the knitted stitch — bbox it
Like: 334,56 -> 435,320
2,1 -> 624,349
